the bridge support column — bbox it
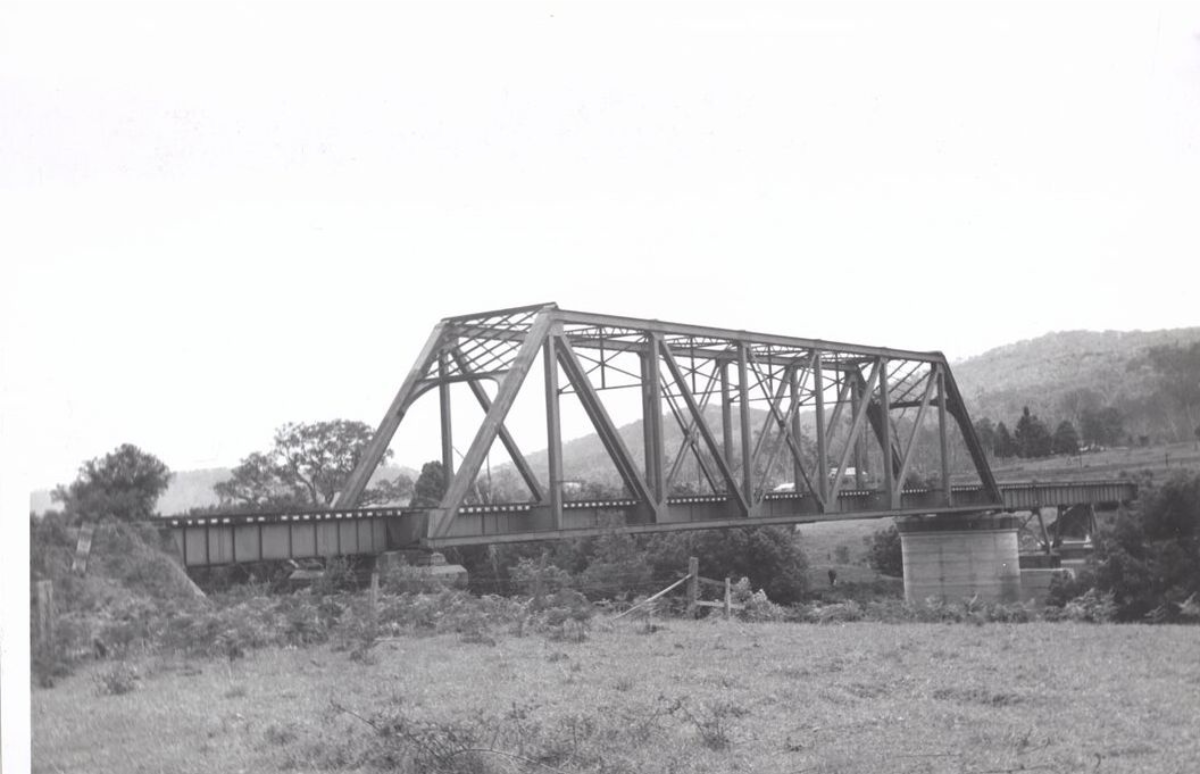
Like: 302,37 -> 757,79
895,513 -> 1020,604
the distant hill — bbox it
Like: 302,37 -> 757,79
30,465 -> 416,517
950,327 -> 1200,441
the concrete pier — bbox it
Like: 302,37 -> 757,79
896,513 -> 1020,604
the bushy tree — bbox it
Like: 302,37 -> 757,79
1093,471 -> 1200,621
53,444 -> 172,522
994,422 -> 1018,458
1058,387 -> 1102,426
973,418 -> 997,456
1143,343 -> 1200,440
1014,407 -> 1053,458
1080,406 -> 1124,447
411,461 -> 447,507
577,530 -> 653,600
865,524 -> 903,577
1052,420 -> 1080,456
645,526 -> 809,604
215,420 -> 409,509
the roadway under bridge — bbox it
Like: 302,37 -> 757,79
162,303 -> 1136,571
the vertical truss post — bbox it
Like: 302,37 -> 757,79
813,354 -> 828,506
544,334 -> 564,528
642,333 -> 665,506
720,361 -> 734,469
737,343 -> 753,507
789,365 -> 803,497
850,376 -> 865,488
336,321 -> 448,507
937,366 -> 952,506
439,352 -> 454,479
879,359 -> 895,506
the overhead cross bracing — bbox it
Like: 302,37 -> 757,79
333,302 -> 1012,547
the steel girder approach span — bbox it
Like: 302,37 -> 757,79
335,303 -> 1007,547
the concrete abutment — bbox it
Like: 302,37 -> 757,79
896,513 -> 1021,604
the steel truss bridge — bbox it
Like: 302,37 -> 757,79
165,304 -> 1136,567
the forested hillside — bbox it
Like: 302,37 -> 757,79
951,327 -> 1200,443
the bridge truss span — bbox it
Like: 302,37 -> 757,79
336,303 -> 1005,547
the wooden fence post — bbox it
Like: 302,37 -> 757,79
35,580 -> 56,652
369,571 -> 379,629
687,556 -> 699,618
724,577 -> 732,620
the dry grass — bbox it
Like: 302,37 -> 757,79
988,440 -> 1200,483
33,619 -> 1200,773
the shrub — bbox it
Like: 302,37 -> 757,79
510,558 -> 574,597
95,661 -> 140,695
730,578 -> 787,622
1092,471 -> 1200,621
577,531 -> 652,600
530,589 -> 593,642
865,524 -> 903,577
1047,589 -> 1117,623
646,527 -> 809,604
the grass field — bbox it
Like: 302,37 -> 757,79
33,619 -> 1200,774
988,441 -> 1200,484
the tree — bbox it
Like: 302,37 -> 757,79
644,527 -> 809,604
1093,471 -> 1200,621
865,524 -> 903,577
411,461 -> 448,507
577,529 -> 652,600
1052,420 -> 1080,456
1143,343 -> 1200,440
1057,387 -> 1102,428
994,422 -> 1018,459
973,417 -> 997,456
1080,406 -> 1124,448
53,444 -> 172,522
1014,407 -> 1053,458
214,420 -> 408,509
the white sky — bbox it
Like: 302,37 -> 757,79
3,1 -> 1200,493
2,2 -> 1199,762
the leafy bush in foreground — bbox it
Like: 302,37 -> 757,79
1091,471 -> 1200,621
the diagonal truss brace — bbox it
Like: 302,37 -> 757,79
892,364 -> 940,502
428,313 -> 555,537
336,322 -> 449,508
829,360 -> 881,504
659,340 -> 750,516
449,347 -> 545,503
555,334 -> 658,515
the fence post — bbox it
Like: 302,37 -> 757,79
369,571 -> 379,629
724,577 -> 732,620
35,580 -> 56,652
687,556 -> 699,617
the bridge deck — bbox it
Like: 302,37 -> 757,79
164,480 -> 1136,567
